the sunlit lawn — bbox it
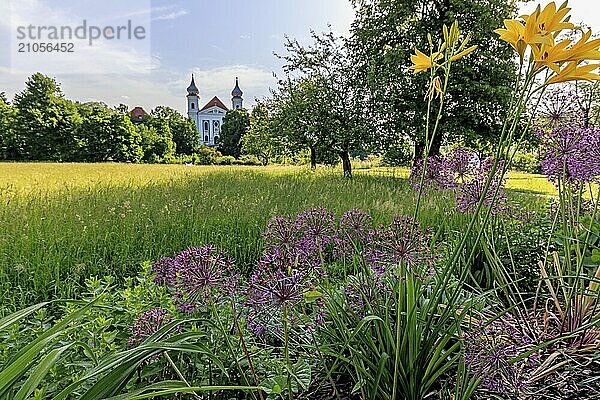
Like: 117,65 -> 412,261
0,162 -> 554,312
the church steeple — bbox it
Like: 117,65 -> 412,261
187,74 -> 199,95
231,77 -> 243,110
187,74 -> 200,118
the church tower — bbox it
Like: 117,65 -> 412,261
231,77 -> 243,110
187,74 -> 200,119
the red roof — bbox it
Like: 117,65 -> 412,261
130,106 -> 148,120
200,96 -> 228,112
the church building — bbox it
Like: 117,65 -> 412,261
186,75 -> 243,146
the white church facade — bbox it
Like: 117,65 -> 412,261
186,75 -> 243,146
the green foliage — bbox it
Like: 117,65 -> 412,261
510,148 -> 541,174
13,73 -> 82,161
381,140 -> 413,167
0,95 -> 18,160
195,146 -> 222,165
277,30 -> 372,177
151,106 -> 199,155
242,102 -> 288,165
76,102 -> 144,162
349,0 -> 516,156
218,108 -> 250,158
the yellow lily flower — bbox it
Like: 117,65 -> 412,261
494,19 -> 528,58
531,39 -> 571,72
449,45 -> 478,62
563,30 -> 600,62
546,61 -> 600,84
522,2 -> 573,43
409,49 -> 443,74
533,1 -> 573,37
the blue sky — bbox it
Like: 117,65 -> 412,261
0,0 -> 355,114
1,0 -> 598,115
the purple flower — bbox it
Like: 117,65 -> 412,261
129,308 -> 174,348
366,215 -> 438,275
539,125 -> 600,185
296,207 -> 337,248
455,157 -> 507,214
334,209 -> 375,259
151,246 -> 238,312
409,156 -> 456,191
173,245 -> 236,309
463,314 -> 540,397
445,146 -> 477,183
151,257 -> 176,286
245,267 -> 323,336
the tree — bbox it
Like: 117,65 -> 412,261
242,101 -> 287,165
77,102 -> 143,162
13,73 -> 82,161
151,106 -> 199,155
0,94 -> 18,160
349,0 -> 516,159
218,108 -> 250,158
138,118 -> 175,162
278,30 -> 371,177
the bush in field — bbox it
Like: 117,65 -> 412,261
194,146 -> 222,165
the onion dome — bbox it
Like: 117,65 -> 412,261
231,77 -> 243,98
187,74 -> 199,95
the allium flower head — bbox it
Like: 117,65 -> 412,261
173,245 -> 235,309
334,209 -> 375,259
366,215 -> 438,276
245,267 -> 324,336
410,156 -> 456,191
445,146 -> 476,182
129,308 -> 174,348
296,207 -> 337,248
151,257 -> 176,286
539,125 -> 600,185
456,157 -> 507,214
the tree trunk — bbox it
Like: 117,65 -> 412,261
310,146 -> 317,170
413,133 -> 443,165
339,150 -> 352,178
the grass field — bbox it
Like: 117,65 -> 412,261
0,162 -> 551,311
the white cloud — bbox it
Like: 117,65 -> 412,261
182,65 -> 276,105
152,9 -> 187,21
3,0 -> 154,75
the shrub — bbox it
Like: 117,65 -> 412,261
195,146 -> 221,165
216,155 -> 236,165
511,149 -> 541,174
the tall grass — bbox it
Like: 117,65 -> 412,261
0,163 -> 544,312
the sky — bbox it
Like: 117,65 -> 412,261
0,0 -> 355,114
0,0 -> 598,115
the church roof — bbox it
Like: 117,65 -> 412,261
200,96 -> 228,111
231,77 -> 243,98
187,75 -> 199,95
130,106 -> 148,120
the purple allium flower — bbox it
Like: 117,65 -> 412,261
173,245 -> 236,309
409,156 -> 456,191
455,157 -> 507,214
445,146 -> 477,183
151,257 -> 176,286
261,209 -> 337,273
537,88 -> 583,130
463,314 -> 540,397
263,215 -> 298,255
334,209 -> 375,259
129,308 -> 174,348
296,207 -> 337,248
539,125 -> 600,185
366,215 -> 437,275
244,267 -> 323,336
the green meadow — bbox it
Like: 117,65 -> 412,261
0,162 -> 549,311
